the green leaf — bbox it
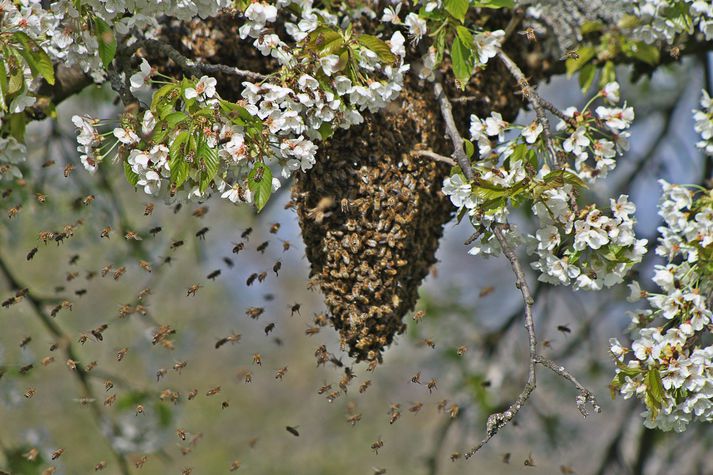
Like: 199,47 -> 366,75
472,0 -> 515,8
357,34 -> 397,64
578,63 -> 597,94
197,139 -> 220,193
318,122 -> 334,140
444,0 -> 469,22
165,111 -> 189,128
599,60 -> 616,87
565,45 -> 596,77
464,139 -> 475,158
93,16 -> 117,68
12,32 -> 55,85
124,161 -> 139,187
248,162 -> 273,212
151,83 -> 179,112
169,131 -> 190,186
623,41 -> 660,66
8,113 -> 26,141
450,36 -> 474,89
455,25 -> 474,46
580,21 -> 604,35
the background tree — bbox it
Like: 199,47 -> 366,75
0,1 -> 712,474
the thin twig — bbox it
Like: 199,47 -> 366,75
433,77 -> 474,181
534,355 -> 601,417
413,150 -> 457,167
496,49 -> 564,167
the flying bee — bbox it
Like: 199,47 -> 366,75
149,226 -> 162,236
117,347 -> 128,361
412,310 -> 425,323
195,227 -> 209,239
206,386 -> 221,396
281,240 -> 291,252
42,160 -> 55,168
192,206 -> 208,218
232,242 -> 245,254
560,49 -> 580,61
257,271 -> 267,283
560,466 -> 576,474
187,389 -> 198,400
285,426 -> 299,437
143,203 -> 154,216
222,257 -> 234,268
256,241 -> 269,253
524,453 -> 536,467
246,273 -> 258,286
100,265 -> 112,277
139,260 -> 152,273
275,366 -> 288,380
252,353 -> 262,366
64,164 -> 74,177
427,378 -> 438,393
91,324 -> 108,341
156,368 -> 168,381
269,223 -> 280,234
290,303 -> 301,316
245,307 -> 264,319
410,372 -> 422,385
19,364 -> 33,374
25,247 -> 38,261
557,324 -> 572,335
105,380 -> 113,392
372,469 -> 386,475
94,461 -> 107,471
371,438 -> 384,454
187,284 -> 202,297
207,269 -> 221,280
174,203 -> 182,214
359,380 -> 371,393
408,402 -> 423,414
134,455 -> 148,468
450,453 -> 462,462
24,448 -> 39,461
50,448 -> 64,460
520,27 -> 537,42
113,266 -> 126,280
173,361 -> 188,372
103,394 -> 116,407
171,240 -> 184,250
272,261 -> 281,276
221,400 -> 229,409
422,338 -> 435,349
347,413 -> 362,426
124,231 -> 141,241
264,323 -> 275,335
305,326 -> 320,336
35,193 -> 46,203
457,345 -> 468,356
241,227 -> 253,239
215,332 -> 241,348
24,387 -> 36,398
230,460 -> 241,472
100,226 -> 112,239
306,196 -> 334,224
177,428 -> 187,441
479,286 -> 495,298
449,404 -> 460,418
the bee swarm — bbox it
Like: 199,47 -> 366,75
293,87 -> 454,363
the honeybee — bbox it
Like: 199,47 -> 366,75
223,257 -> 234,268
94,461 -> 107,471
449,404 -> 460,418
156,368 -> 167,381
252,353 -> 262,366
104,394 -> 117,407
285,426 -> 299,437
177,428 -> 187,441
520,27 -> 537,42
264,323 -> 275,335
450,453 -> 462,462
51,448 -> 64,460
207,269 -> 221,280
371,438 -> 384,454
457,345 -> 468,356
257,271 -> 267,282
408,402 -> 423,414
524,453 -> 535,467
26,247 -> 38,261
195,227 -> 209,239
269,223 -> 280,234
100,226 -> 112,239
187,389 -> 198,400
19,336 -> 31,348
412,310 -> 425,323
426,378 -> 438,393
281,240 -> 291,252
230,460 -> 241,471
206,386 -> 221,396
35,193 -> 46,203
232,242 -> 245,254
192,206 -> 208,218
560,49 -> 580,61
24,448 -> 39,461
143,203 -> 154,216
290,303 -> 301,316
557,324 -> 572,335
256,241 -> 269,253
275,366 -> 288,380
347,413 -> 362,426
245,307 -> 264,319
186,284 -> 202,296
215,332 -> 241,348
272,261 -> 281,276
241,227 -> 253,239
138,260 -> 152,273
173,361 -> 188,372
64,164 -> 74,177
116,347 -> 128,361
24,387 -> 36,398
113,266 -> 126,280
134,455 -> 148,468
171,240 -> 185,250
359,380 -> 371,393
246,273 -> 258,286
149,226 -> 162,236
124,231 -> 141,240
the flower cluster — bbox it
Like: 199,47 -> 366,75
442,83 -> 647,289
629,0 -> 713,44
610,181 -> 713,432
693,89 -> 713,156
72,13 -> 407,209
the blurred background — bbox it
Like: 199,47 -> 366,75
0,56 -> 712,475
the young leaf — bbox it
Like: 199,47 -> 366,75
451,36 -> 474,89
444,0 -> 469,22
12,32 -> 55,85
93,17 -> 117,68
123,161 -> 139,187
248,162 -> 273,212
357,34 -> 397,64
